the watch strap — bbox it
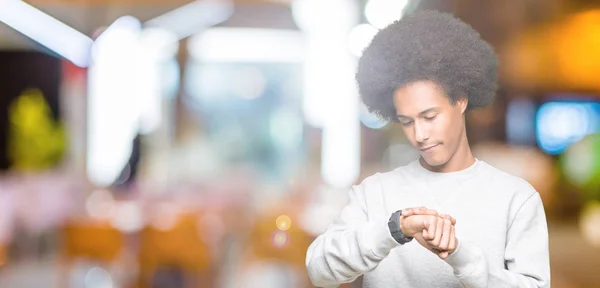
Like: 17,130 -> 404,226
388,210 -> 413,244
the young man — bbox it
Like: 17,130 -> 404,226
305,11 -> 550,288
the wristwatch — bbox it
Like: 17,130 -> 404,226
388,210 -> 414,244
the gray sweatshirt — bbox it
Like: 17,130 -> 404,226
306,159 -> 550,288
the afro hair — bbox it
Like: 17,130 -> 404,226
356,10 -> 498,121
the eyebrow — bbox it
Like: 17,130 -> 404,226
396,108 -> 439,120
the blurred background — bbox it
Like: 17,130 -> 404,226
0,0 -> 599,287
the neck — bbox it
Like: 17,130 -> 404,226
420,132 -> 475,173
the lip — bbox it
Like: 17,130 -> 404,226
420,144 -> 440,152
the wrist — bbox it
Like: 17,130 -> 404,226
399,215 -> 413,237
388,210 -> 413,244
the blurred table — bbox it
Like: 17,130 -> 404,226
549,220 -> 600,288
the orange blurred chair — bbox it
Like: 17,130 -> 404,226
59,220 -> 125,287
248,213 -> 313,269
235,207 -> 315,288
61,221 -> 123,262
137,212 -> 214,288
0,242 -> 6,268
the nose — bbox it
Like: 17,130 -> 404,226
414,121 -> 429,143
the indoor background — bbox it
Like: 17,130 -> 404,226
0,0 -> 599,287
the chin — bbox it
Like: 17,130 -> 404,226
421,154 -> 449,168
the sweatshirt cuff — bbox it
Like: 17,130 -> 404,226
364,221 -> 401,258
443,239 -> 485,276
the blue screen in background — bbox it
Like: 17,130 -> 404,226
536,100 -> 600,155
506,98 -> 538,146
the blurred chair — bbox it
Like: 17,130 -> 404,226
61,220 -> 123,262
59,219 -> 124,287
248,214 -> 312,269
235,205 -> 315,288
0,242 -> 6,268
137,212 -> 214,288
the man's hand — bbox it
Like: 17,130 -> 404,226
400,207 -> 458,259
414,218 -> 458,259
399,207 -> 440,237
402,207 -> 456,225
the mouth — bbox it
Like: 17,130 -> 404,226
420,144 -> 440,152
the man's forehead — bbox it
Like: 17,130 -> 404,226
393,84 -> 451,115
397,107 -> 440,118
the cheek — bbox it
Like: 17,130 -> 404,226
400,126 -> 415,143
401,126 -> 423,149
439,115 -> 463,143
434,116 -> 457,142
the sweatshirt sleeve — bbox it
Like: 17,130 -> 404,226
305,183 -> 401,287
443,192 -> 551,288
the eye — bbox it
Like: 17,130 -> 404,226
401,120 -> 413,127
424,115 -> 437,121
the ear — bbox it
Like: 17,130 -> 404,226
457,97 -> 468,114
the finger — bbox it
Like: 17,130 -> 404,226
438,250 -> 449,259
440,214 -> 456,225
421,219 -> 429,239
430,217 -> 444,246
406,207 -> 438,216
448,226 -> 457,253
437,218 -> 452,251
423,217 -> 436,241
439,213 -> 455,224
415,207 -> 439,216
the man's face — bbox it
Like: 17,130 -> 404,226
393,80 -> 468,168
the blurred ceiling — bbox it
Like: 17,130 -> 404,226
0,0 -> 295,49
2,0 -> 600,93
0,0 -> 595,48
0,2 -> 184,48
